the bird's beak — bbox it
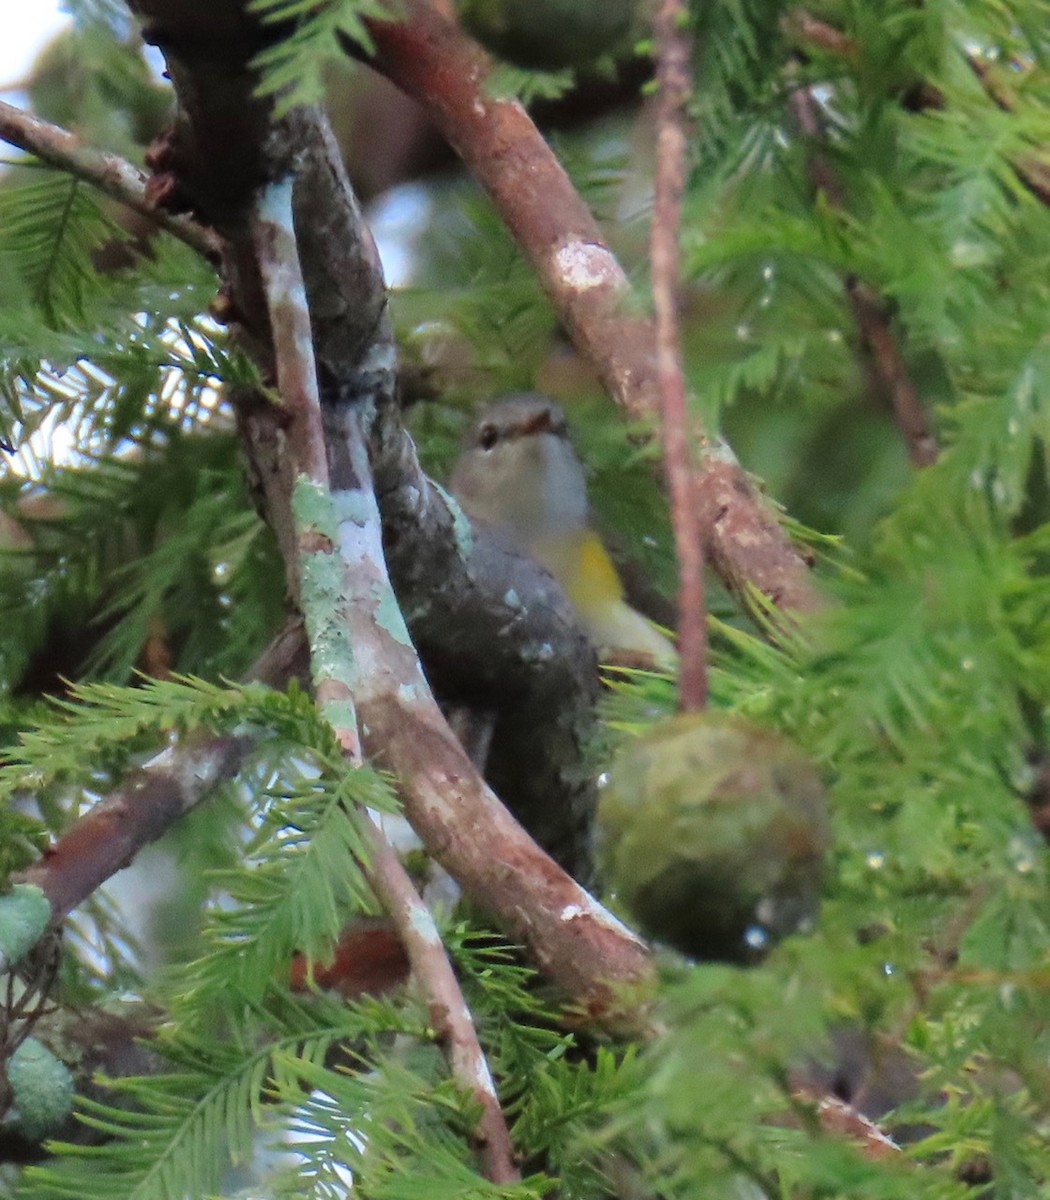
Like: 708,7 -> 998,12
520,408 -> 557,437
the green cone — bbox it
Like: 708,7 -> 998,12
598,712 -> 830,962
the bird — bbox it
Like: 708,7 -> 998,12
450,393 -> 676,668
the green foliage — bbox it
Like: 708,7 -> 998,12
0,430 -> 280,703
23,22 -> 171,156
249,0 -> 395,115
178,747 -> 393,1023
485,63 -> 577,107
1,676 -> 276,803
5,680 -> 411,1199
0,175 -> 122,332
19,994 -> 421,1200
674,0 -> 1050,542
0,165 -> 232,465
401,197 -> 558,394
688,0 -> 797,170
4,0 -> 1050,1197
0,159 -> 269,702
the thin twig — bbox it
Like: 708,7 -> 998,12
807,1092 -> 902,1161
788,87 -> 938,468
651,0 -> 707,712
844,279 -> 939,467
781,10 -> 857,59
359,818 -> 520,1184
0,99 -> 222,262
250,179 -> 518,1184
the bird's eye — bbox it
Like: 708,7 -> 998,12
478,423 -> 499,450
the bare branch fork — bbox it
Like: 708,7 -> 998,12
249,180 -> 518,1184
217,109 -> 653,1020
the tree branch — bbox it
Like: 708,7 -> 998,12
15,733 -> 252,924
844,278 -> 939,468
359,819 -> 519,1183
0,99 -> 222,263
250,177 -> 364,761
787,86 -> 939,468
249,177 -> 518,1183
362,0 -> 823,617
4,618 -> 313,933
651,0 -> 707,710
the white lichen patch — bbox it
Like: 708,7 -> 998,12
409,904 -> 441,946
430,481 -> 474,560
701,437 -> 741,466
255,179 -> 311,317
255,177 -> 295,228
333,488 -> 375,534
561,898 -> 644,945
321,697 -> 357,735
467,1048 -> 498,1099
552,239 -> 624,292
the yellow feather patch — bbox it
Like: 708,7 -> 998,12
528,530 -> 676,664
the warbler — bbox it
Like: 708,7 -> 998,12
450,393 -> 676,667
